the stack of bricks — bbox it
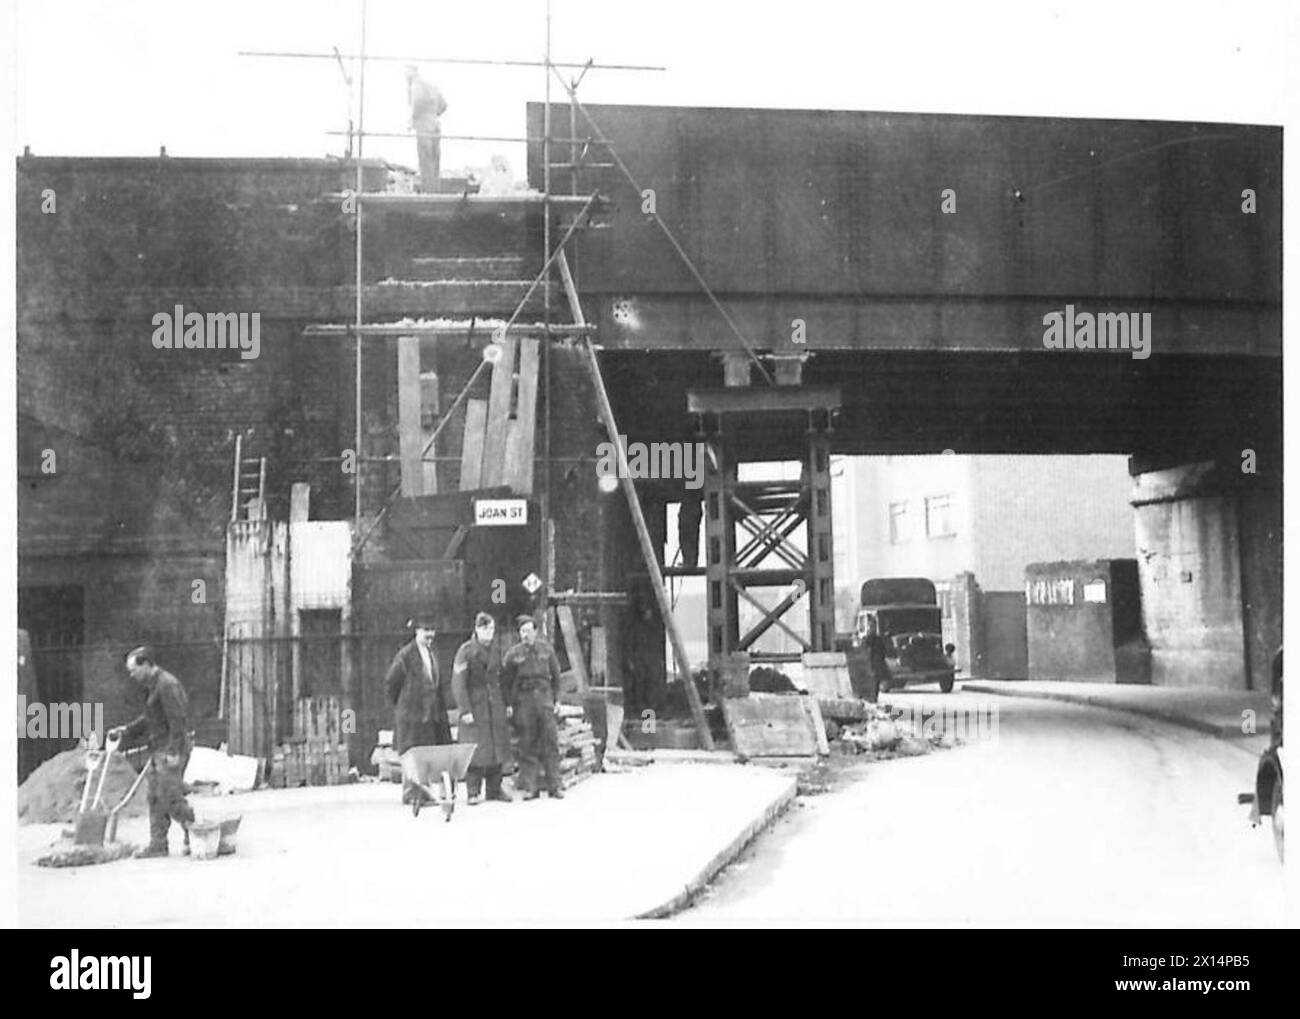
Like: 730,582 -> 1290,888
268,696 -> 351,788
557,712 -> 600,790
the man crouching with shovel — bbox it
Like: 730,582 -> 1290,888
108,646 -> 196,858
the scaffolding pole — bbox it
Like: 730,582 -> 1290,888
542,0 -> 554,614
239,49 -> 663,72
558,250 -> 714,750
352,0 -> 368,529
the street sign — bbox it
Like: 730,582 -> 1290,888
522,573 -> 543,594
474,498 -> 528,526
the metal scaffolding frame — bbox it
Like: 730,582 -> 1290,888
239,2 -> 796,746
241,2 -> 648,552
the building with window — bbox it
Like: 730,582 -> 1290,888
833,454 -> 1136,678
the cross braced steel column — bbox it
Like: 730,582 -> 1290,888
805,430 -> 837,655
690,386 -> 841,674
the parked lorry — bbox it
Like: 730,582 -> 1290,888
848,578 -> 955,694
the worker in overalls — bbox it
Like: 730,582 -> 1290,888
501,615 -> 565,800
451,612 -> 514,804
109,645 -> 196,858
406,65 -> 447,193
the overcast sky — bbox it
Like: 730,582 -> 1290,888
7,0 -> 1294,174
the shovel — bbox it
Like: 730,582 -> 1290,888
73,732 -> 121,846
106,758 -> 152,843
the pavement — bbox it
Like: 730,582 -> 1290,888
960,679 -> 1274,742
17,762 -> 796,927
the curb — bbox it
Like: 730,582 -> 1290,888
960,682 -> 1259,740
634,774 -> 799,919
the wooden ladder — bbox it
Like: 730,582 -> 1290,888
230,433 -> 268,522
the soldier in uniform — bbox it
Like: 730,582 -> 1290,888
385,613 -> 454,806
501,614 -> 564,800
109,646 -> 196,858
451,611 -> 514,805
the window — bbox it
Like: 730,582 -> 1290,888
925,494 -> 955,538
18,585 -> 86,703
888,501 -> 910,544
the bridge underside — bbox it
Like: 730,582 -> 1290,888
587,345 -> 1279,697
598,349 -> 1280,466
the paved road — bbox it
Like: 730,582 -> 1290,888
684,688 -> 1286,926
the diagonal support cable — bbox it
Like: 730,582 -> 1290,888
550,65 -> 775,386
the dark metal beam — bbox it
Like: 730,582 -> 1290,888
687,386 -> 842,416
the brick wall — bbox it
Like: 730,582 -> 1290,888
20,552 -> 224,730
17,157 -> 378,728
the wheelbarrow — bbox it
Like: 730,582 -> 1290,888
400,743 -> 477,822
74,733 -> 153,847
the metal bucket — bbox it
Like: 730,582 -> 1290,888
217,816 -> 242,856
189,821 -> 223,860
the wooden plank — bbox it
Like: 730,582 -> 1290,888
480,335 -> 518,487
458,398 -> 488,491
503,337 -> 540,494
555,604 -> 589,692
442,524 -> 469,559
588,625 -> 607,686
801,695 -> 831,756
397,336 -> 424,497
419,367 -> 439,494
606,748 -> 740,767
721,692 -> 818,759
577,323 -> 714,750
801,651 -> 853,698
746,756 -> 819,769
289,483 -> 311,523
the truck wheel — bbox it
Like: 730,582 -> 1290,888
940,673 -> 954,694
1271,778 -> 1284,863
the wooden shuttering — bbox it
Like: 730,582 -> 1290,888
397,336 -> 439,497
456,336 -> 540,496
399,332 -> 540,498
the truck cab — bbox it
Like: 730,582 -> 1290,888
854,578 -> 955,694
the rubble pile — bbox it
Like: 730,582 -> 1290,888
747,666 -> 798,693
819,700 -> 937,759
18,748 -> 149,825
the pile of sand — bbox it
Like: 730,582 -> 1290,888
18,748 -> 149,825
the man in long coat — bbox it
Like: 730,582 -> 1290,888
451,611 -> 514,804
385,614 -> 453,804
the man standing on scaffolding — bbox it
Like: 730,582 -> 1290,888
406,64 -> 447,193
